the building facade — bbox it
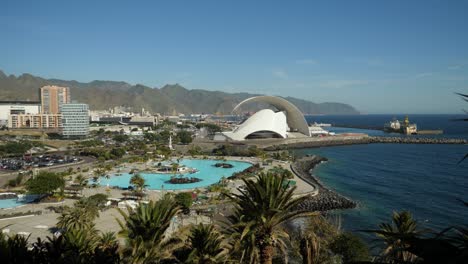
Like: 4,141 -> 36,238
61,103 -> 89,138
8,113 -> 62,129
0,101 -> 41,125
40,85 -> 71,114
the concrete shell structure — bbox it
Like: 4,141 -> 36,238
233,96 -> 310,137
215,96 -> 310,141
227,109 -> 288,140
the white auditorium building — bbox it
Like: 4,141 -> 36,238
214,96 -> 327,141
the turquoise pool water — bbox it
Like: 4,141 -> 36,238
98,159 -> 252,190
0,198 -> 29,209
0,195 -> 39,209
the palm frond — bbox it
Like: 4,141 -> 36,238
457,153 -> 468,164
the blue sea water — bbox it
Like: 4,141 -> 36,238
305,114 -> 468,139
295,115 -> 468,242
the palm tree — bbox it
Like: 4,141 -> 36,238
185,224 -> 229,264
57,198 -> 99,231
117,194 -> 182,263
300,232 -> 320,264
456,92 -> 468,163
62,228 -> 99,261
226,172 -> 316,264
130,173 -> 146,194
368,211 -> 422,263
0,232 -> 32,263
171,162 -> 179,177
95,232 -> 120,264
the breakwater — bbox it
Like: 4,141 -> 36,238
368,136 -> 466,144
264,136 -> 466,150
292,156 -> 356,212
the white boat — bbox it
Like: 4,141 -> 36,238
312,122 -> 332,127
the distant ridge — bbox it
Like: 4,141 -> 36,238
0,70 -> 359,115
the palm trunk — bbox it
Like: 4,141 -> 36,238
260,244 -> 274,264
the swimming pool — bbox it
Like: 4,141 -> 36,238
98,159 -> 252,190
0,195 -> 40,209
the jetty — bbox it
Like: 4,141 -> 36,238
261,135 -> 466,151
291,156 -> 356,212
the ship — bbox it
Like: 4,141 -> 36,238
384,116 -> 417,135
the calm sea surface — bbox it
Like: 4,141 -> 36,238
296,115 -> 468,241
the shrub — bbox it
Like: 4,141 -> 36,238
175,192 -> 193,214
329,232 -> 370,263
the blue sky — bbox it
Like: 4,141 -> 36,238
1,0 -> 468,114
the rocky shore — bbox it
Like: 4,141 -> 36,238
291,156 -> 357,212
264,136 -> 466,150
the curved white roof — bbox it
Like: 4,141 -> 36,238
227,109 -> 288,141
233,96 -> 310,136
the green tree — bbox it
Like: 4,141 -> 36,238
227,172 -> 315,264
175,192 -> 193,214
113,134 -> 129,143
88,193 -> 109,209
0,141 -> 36,157
329,232 -> 370,263
25,171 -> 65,195
110,147 -> 126,159
177,130 -> 193,144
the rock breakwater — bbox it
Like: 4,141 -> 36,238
264,136 -> 466,150
292,156 -> 357,212
369,136 -> 467,144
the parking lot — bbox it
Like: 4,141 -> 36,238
0,154 -> 82,172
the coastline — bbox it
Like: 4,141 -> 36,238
291,156 -> 357,212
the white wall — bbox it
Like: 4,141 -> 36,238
0,104 -> 41,120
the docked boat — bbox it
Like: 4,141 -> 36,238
384,116 -> 417,135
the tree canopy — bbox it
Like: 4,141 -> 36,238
25,171 -> 65,195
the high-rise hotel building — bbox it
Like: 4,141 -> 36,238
61,103 -> 89,138
40,85 -> 71,114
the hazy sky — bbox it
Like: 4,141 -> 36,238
1,0 -> 468,114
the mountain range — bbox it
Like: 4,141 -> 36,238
0,70 -> 359,115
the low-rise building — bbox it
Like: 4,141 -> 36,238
128,116 -> 157,126
8,113 -> 62,129
0,101 -> 41,125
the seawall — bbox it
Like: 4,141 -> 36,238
264,136 -> 466,150
292,156 -> 356,212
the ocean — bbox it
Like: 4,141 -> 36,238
306,114 -> 468,139
296,115 -> 468,242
